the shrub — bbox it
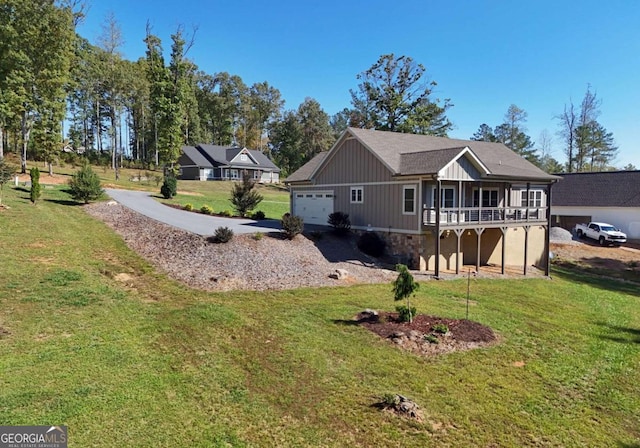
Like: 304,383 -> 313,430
252,210 -> 266,220
29,167 -> 41,204
220,209 -> 233,217
281,213 -> 304,240
424,334 -> 439,344
200,205 -> 213,215
381,393 -> 400,408
431,323 -> 449,334
357,232 -> 386,257
160,175 -> 177,199
230,173 -> 263,217
211,226 -> 234,243
253,232 -> 263,241
396,305 -> 417,323
68,163 -> 103,203
328,211 -> 351,235
183,203 -> 193,211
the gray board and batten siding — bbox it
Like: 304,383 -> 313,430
306,135 -> 422,231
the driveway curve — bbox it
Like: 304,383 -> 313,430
105,188 -> 282,235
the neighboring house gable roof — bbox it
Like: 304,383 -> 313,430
181,145 -> 213,168
184,144 -> 280,172
552,170 -> 640,207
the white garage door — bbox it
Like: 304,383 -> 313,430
293,191 -> 334,225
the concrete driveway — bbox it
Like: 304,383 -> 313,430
105,188 -> 283,236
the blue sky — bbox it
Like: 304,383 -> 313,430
78,0 -> 640,168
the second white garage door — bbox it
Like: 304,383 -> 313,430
293,191 -> 334,225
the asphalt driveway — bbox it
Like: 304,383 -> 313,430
105,188 -> 283,235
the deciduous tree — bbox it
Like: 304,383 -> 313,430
349,54 -> 452,136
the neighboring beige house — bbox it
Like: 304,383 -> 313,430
550,170 -> 640,240
178,144 -> 280,183
286,127 -> 559,277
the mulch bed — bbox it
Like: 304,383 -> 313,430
357,311 -> 498,357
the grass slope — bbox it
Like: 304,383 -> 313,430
0,184 -> 639,447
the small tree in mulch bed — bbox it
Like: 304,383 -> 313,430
392,264 -> 419,323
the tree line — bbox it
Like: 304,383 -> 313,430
0,1 -> 629,178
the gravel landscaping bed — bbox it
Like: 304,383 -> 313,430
85,202 -> 396,291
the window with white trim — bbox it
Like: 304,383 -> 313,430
403,186 -> 416,214
431,186 -> 456,208
350,186 -> 363,204
521,190 -> 542,207
230,169 -> 239,179
240,154 -> 248,162
473,188 -> 498,207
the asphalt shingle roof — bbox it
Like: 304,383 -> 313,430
552,171 -> 640,207
347,127 -> 557,181
284,151 -> 329,183
399,147 -> 470,175
182,144 -> 280,172
181,145 -> 213,168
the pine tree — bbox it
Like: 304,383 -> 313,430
29,167 -> 41,204
392,264 -> 419,323
68,162 -> 104,203
230,173 -> 263,217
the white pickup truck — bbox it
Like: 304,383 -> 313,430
575,222 -> 627,246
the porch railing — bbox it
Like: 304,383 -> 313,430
423,207 -> 547,226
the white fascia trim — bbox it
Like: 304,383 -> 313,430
352,225 -> 422,235
438,146 -> 490,178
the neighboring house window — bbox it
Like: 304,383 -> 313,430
473,188 -> 498,207
350,187 -> 363,204
403,186 -> 416,215
431,187 -> 456,208
521,190 -> 542,207
230,169 -> 239,179
240,154 -> 248,162
253,170 -> 260,179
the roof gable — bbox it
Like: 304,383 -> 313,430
190,144 -> 280,172
399,146 -> 490,178
553,171 -> 640,207
347,127 -> 557,181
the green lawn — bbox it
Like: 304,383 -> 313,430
0,184 -> 639,447
33,161 -> 290,219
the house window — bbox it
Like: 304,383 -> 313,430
431,187 -> 456,208
403,186 -> 416,215
350,187 -> 363,204
230,169 -> 239,179
473,189 -> 498,207
240,154 -> 248,162
521,190 -> 542,207
253,170 -> 260,179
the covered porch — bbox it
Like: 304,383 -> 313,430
419,178 -> 553,277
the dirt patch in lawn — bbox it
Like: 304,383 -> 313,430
356,311 -> 498,357
551,240 -> 640,283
